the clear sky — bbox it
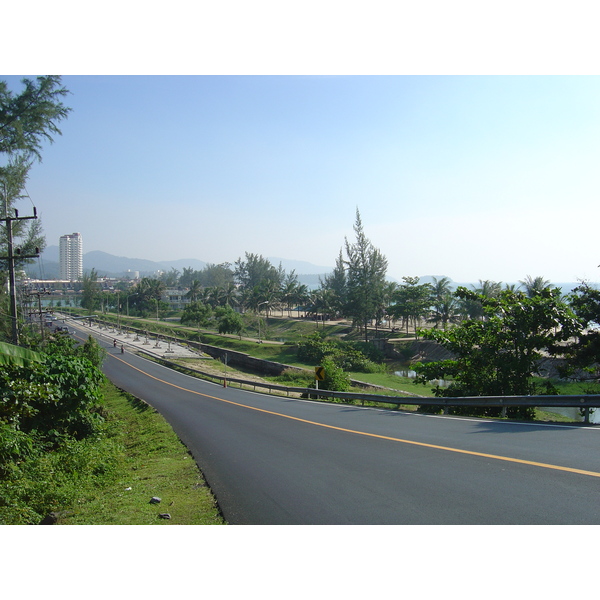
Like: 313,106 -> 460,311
4,74 -> 600,285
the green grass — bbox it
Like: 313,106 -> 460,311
59,381 -> 225,525
345,370 -> 434,396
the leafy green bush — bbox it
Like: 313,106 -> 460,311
313,357 -> 351,392
273,368 -> 313,387
296,332 -> 385,373
0,333 -> 111,523
0,430 -> 122,524
296,331 -> 336,363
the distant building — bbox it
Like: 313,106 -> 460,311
59,233 -> 83,281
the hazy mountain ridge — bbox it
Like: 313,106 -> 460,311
30,247 -> 333,284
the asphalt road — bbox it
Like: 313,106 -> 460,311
72,325 -> 600,524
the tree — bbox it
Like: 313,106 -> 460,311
280,272 -> 300,317
0,77 -> 71,343
344,209 -> 388,342
389,277 -> 432,336
0,155 -> 46,265
519,275 -> 552,298
414,287 -> 582,417
431,276 -> 452,298
564,282 -> 600,374
0,76 -> 71,162
314,357 -> 351,393
308,288 -> 336,326
427,276 -> 458,330
185,279 -> 202,302
179,267 -> 197,288
319,249 -> 348,319
159,267 -> 180,287
80,268 -> 101,313
197,263 -> 234,288
129,277 -> 166,317
234,253 -> 282,291
429,292 -> 460,330
216,306 -> 245,338
180,301 -> 212,331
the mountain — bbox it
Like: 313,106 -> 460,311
29,248 -> 332,283
83,251 -> 208,275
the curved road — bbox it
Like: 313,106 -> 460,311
73,326 -> 600,524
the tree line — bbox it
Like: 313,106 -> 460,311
80,207 -> 600,411
80,209 -> 594,346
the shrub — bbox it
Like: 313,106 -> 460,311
0,349 -> 106,440
297,332 -> 385,374
274,368 -> 313,387
314,358 -> 351,392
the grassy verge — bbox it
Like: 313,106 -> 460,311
60,380 -> 225,525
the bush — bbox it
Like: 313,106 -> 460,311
274,368 -> 313,387
297,331 -> 336,364
0,430 -> 122,524
297,332 -> 385,374
0,341 -> 106,440
313,357 -> 351,392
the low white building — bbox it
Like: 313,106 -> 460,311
161,288 -> 191,310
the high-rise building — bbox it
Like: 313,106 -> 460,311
59,232 -> 83,281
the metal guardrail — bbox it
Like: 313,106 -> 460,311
147,353 -> 600,423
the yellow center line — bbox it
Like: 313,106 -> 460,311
110,353 -> 600,479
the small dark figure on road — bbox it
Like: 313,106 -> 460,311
113,339 -> 117,347
121,345 -> 124,354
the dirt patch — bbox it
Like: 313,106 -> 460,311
170,357 -> 274,386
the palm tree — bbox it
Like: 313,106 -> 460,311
185,279 -> 202,302
130,277 -> 166,317
431,276 -> 453,300
309,288 -> 333,327
429,277 -> 454,329
428,292 -> 460,329
461,279 -> 502,321
293,284 -> 310,318
280,280 -> 300,317
222,283 -> 239,308
474,279 -> 502,298
208,286 -> 225,308
519,275 -> 551,297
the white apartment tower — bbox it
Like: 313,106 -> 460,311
59,233 -> 83,281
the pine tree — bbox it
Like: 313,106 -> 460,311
344,209 -> 388,342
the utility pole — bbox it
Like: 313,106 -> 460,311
0,206 -> 40,345
24,288 -> 51,342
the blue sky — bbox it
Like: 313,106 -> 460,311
4,74 -> 600,284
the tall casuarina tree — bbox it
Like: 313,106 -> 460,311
344,209 -> 388,342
